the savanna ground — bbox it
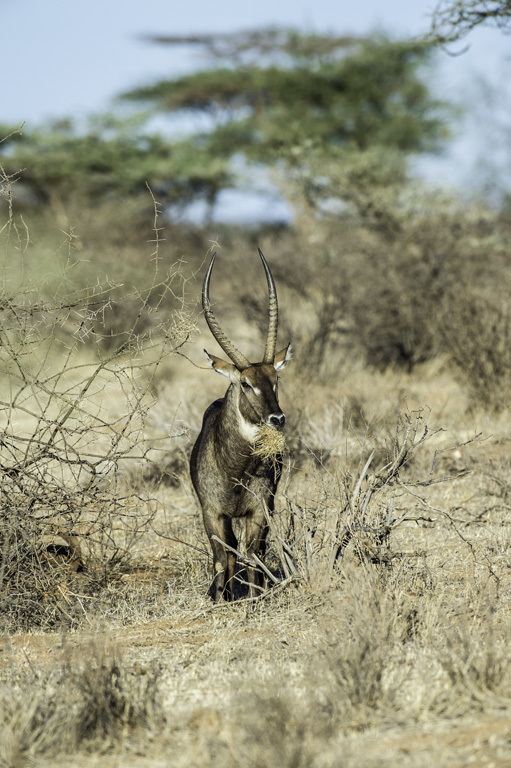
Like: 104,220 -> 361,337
2,190 -> 511,768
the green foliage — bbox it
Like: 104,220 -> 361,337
123,35 -> 445,165
0,116 -> 231,208
1,31 -> 446,213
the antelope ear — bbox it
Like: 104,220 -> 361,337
273,343 -> 292,371
204,350 -> 239,381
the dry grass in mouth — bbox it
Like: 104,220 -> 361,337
252,424 -> 286,463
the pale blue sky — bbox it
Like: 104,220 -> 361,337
0,0 -> 479,123
3,0 -> 511,198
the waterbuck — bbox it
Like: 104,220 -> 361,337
190,249 -> 291,602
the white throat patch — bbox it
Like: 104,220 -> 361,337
235,403 -> 260,443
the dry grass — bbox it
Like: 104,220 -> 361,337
252,424 -> 286,462
5,354 -> 511,767
3,188 -> 511,766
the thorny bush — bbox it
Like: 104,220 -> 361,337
0,177 -> 195,630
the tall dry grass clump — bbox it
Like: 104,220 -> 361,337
0,639 -> 165,763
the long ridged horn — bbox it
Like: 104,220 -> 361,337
258,248 -> 278,363
202,253 -> 251,370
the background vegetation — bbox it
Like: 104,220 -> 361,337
2,19 -> 511,768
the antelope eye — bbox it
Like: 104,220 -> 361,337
241,381 -> 251,391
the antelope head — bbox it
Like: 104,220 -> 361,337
202,249 -> 292,441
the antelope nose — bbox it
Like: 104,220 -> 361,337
269,413 -> 286,430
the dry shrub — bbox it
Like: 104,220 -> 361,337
346,199 -> 495,372
319,567 -> 419,727
0,639 -> 165,763
222,408 -> 433,596
68,641 -> 164,744
442,292 -> 511,413
272,409 -> 451,586
234,694 -> 311,768
348,245 -> 444,371
229,564 -> 510,763
249,179 -> 511,395
0,195 -> 195,631
134,445 -> 191,488
432,593 -> 511,713
233,572 -> 511,756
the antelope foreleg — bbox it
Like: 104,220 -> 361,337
206,514 -> 238,602
245,513 -> 269,598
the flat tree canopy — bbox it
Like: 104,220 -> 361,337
1,30 -> 446,215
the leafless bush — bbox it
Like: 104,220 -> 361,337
347,198 -> 490,371
229,408 -> 475,608
0,187 -> 195,630
271,165 -> 511,382
442,292 -> 511,413
133,445 -> 191,489
276,411 -> 448,581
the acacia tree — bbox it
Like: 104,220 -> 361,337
0,115 -> 231,212
123,31 -> 444,189
1,29 -> 446,217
